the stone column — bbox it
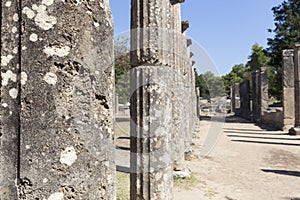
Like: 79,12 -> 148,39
0,1 -> 21,199
182,33 -> 193,153
289,44 -> 300,135
130,0 -> 175,199
232,83 -> 240,115
196,87 -> 201,119
171,2 -> 185,172
2,1 -> 115,199
251,71 -> 259,122
258,67 -> 268,121
115,95 -> 119,115
231,85 -> 236,113
282,49 -> 295,130
239,80 -> 251,119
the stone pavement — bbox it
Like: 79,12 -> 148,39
174,114 -> 300,200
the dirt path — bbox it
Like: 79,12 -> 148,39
174,115 -> 300,200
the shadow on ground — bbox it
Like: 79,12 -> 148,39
261,169 -> 300,178
227,134 -> 300,141
231,140 -> 300,147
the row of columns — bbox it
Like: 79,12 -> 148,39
0,0 -> 200,199
231,67 -> 268,122
130,0 -> 199,199
231,44 -> 300,135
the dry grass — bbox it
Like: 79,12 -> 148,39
117,172 -> 130,200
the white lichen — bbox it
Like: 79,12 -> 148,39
5,1 -> 12,7
43,45 -> 70,57
2,103 -> 8,108
93,22 -> 99,27
43,72 -> 57,85
1,55 -> 14,67
21,72 -> 28,85
29,33 -> 38,42
2,70 -> 17,86
22,7 -> 36,19
42,0 -> 54,6
13,13 -> 19,22
33,5 -> 57,30
12,26 -> 17,33
13,47 -> 18,54
60,146 -> 77,166
9,88 -> 18,99
48,192 -> 64,200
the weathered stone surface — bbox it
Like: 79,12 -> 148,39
170,3 -> 185,172
130,66 -> 173,200
282,49 -> 295,130
289,44 -> 300,135
170,0 -> 185,5
239,80 -> 251,119
231,83 -> 240,114
293,44 -> 300,128
130,0 -> 197,198
181,20 -> 189,33
1,0 -> 115,199
187,39 -> 192,47
251,71 -> 259,122
0,1 -> 20,199
131,0 -> 173,67
130,0 -> 175,199
258,67 -> 268,120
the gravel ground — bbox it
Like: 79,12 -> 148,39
174,114 -> 300,200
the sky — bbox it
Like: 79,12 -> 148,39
110,0 -> 283,75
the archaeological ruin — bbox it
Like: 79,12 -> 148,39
231,44 -> 300,134
1,0 -> 199,199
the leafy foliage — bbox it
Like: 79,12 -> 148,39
246,43 -> 270,71
222,64 -> 247,96
196,71 -> 225,98
267,0 -> 300,99
114,36 -> 131,104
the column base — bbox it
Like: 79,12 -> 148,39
288,127 -> 300,135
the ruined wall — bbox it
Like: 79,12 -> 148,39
130,0 -> 175,199
130,0 -> 198,199
238,80 -> 251,120
231,83 -> 240,114
289,44 -> 300,135
282,49 -> 295,130
261,108 -> 283,129
1,0 -> 115,199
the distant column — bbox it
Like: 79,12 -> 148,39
251,71 -> 259,122
282,49 -> 295,130
232,83 -> 240,115
196,87 -> 201,119
239,80 -> 251,119
289,44 -> 300,135
231,85 -> 236,113
258,67 -> 268,121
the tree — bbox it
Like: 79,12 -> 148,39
195,70 -> 209,98
267,0 -> 300,100
246,43 -> 270,71
196,71 -> 225,98
222,64 -> 247,96
114,36 -> 131,104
